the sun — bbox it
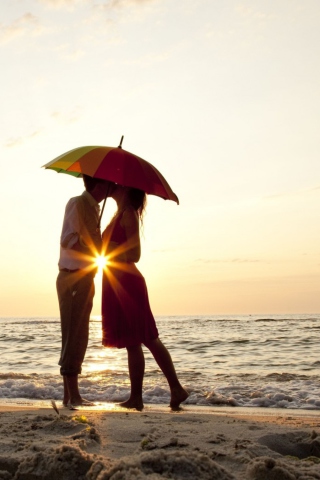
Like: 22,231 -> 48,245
95,255 -> 107,272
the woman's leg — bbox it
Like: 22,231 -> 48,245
145,337 -> 189,409
119,344 -> 145,411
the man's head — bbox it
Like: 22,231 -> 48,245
83,174 -> 115,203
83,174 -> 103,192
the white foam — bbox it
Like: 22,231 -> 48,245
1,374 -> 320,410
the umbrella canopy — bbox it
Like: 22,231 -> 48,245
43,145 -> 179,204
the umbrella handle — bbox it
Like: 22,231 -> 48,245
118,135 -> 124,149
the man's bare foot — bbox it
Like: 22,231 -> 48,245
118,398 -> 144,411
63,398 -> 96,407
170,387 -> 189,411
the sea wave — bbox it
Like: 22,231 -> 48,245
0,372 -> 320,410
1,314 -> 320,410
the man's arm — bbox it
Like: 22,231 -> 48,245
60,199 -> 86,250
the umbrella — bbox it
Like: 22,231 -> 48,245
43,137 -> 179,204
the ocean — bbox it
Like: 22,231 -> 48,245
0,314 -> 319,410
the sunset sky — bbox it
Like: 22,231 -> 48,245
1,0 -> 320,316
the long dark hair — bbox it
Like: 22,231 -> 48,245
127,187 -> 147,221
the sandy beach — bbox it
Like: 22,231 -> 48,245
0,403 -> 320,479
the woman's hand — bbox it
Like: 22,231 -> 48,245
105,241 -> 126,262
106,241 -> 119,254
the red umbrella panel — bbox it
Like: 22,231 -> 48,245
43,145 -> 179,204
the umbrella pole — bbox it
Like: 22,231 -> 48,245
97,135 -> 123,230
97,197 -> 107,231
96,183 -> 111,231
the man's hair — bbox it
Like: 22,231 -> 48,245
82,174 -> 105,192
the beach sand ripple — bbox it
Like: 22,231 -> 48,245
96,450 -> 236,480
0,407 -> 320,479
246,456 -> 320,480
258,431 -> 320,459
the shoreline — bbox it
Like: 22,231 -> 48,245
1,398 -> 320,417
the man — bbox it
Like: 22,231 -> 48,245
57,174 -> 112,407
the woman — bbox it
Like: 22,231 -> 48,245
101,184 -> 188,411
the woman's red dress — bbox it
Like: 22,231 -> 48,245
101,213 -> 159,348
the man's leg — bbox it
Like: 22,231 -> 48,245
62,376 -> 69,405
57,271 -> 95,406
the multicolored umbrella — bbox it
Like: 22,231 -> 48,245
43,139 -> 179,204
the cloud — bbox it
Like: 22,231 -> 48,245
4,106 -> 82,147
309,186 -> 320,192
104,0 -> 157,7
235,4 -> 269,20
0,13 -> 42,45
5,130 -> 42,148
80,0 -> 160,40
36,0 -> 87,7
196,258 -> 261,264
125,50 -> 170,66
92,0 -> 158,16
50,106 -> 82,124
53,43 -> 85,60
38,0 -> 157,7
152,246 -> 189,253
3,108 -> 82,150
264,185 -> 320,201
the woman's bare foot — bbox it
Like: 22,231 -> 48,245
170,387 -> 189,411
118,398 -> 144,411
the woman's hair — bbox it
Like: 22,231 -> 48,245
127,187 -> 147,221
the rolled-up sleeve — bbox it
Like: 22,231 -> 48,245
58,192 -> 101,270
